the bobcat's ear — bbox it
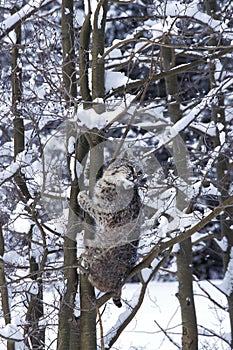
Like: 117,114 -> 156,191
108,149 -> 134,166
118,148 -> 134,161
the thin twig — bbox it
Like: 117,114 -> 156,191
154,319 -> 181,349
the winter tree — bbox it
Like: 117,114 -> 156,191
0,0 -> 232,349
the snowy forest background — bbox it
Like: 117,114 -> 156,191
0,0 -> 233,349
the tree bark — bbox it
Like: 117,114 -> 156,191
57,126 -> 96,350
212,83 -> 233,348
91,0 -> 108,100
57,129 -> 87,350
79,274 -> 97,350
57,233 -> 79,350
79,10 -> 92,106
206,1 -> 233,346
24,254 -> 45,349
0,225 -> 14,350
162,38 -> 198,350
12,4 -> 31,201
62,0 -> 77,104
79,132 -> 104,350
77,6 -> 107,345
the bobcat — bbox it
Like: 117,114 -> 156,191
77,156 -> 143,307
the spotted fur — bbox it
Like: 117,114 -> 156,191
78,158 -> 143,307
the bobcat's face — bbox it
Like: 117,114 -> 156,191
105,160 -> 144,187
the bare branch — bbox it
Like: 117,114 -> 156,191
129,195 -> 233,279
105,47 -> 233,99
0,0 -> 55,40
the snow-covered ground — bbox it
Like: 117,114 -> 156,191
0,280 -> 230,349
100,280 -> 230,350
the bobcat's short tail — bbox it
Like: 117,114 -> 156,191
113,289 -> 122,307
113,297 -> 122,308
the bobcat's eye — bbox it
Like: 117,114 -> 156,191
137,169 -> 143,178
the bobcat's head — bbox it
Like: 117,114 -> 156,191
106,159 -> 144,188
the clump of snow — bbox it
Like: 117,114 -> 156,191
0,162 -> 20,184
105,70 -> 129,92
215,236 -> 228,252
191,121 -> 216,137
64,7 -> 70,16
172,243 -> 180,253
97,6 -> 103,29
67,136 -> 76,154
0,323 -> 24,341
165,1 -> 227,32
13,216 -> 32,234
3,251 -> 23,265
105,45 -> 122,62
76,105 -> 125,129
76,161 -> 83,178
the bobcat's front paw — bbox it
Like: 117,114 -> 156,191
77,191 -> 88,208
77,191 -> 92,215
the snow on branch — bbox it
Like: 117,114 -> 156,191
0,162 -> 20,186
105,48 -> 233,99
0,323 -> 24,342
165,1 -> 227,32
0,149 -> 37,186
0,0 -> 53,40
142,76 -> 233,157
174,77 -> 233,134
129,195 -> 233,279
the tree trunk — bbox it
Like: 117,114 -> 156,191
91,0 -> 108,100
57,4 -> 80,343
79,11 -> 92,106
79,274 -> 97,350
57,130 -> 86,350
77,2 -> 107,346
79,133 -> 104,350
62,0 -> 77,104
57,233 -> 79,350
25,254 -> 45,349
205,1 -> 233,346
12,4 -> 45,348
212,85 -> 233,348
57,127 -> 93,350
176,239 -> 197,349
12,4 -> 31,202
0,225 -> 14,350
162,39 -> 198,350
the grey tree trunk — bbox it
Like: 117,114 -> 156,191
91,0 -> 108,100
0,225 -> 14,350
77,2 -> 107,347
79,134 -> 104,350
205,1 -> 233,346
57,132 -> 89,350
57,210 -> 79,350
211,74 -> 233,349
79,10 -> 92,106
11,4 -> 45,348
57,2 -> 80,348
12,4 -> 31,201
162,40 -> 198,350
62,0 -> 77,104
24,251 -> 46,349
